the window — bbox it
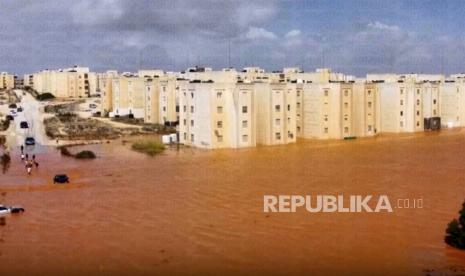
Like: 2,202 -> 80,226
217,106 -> 223,113
163,106 -> 166,112
275,118 -> 281,126
191,92 -> 194,98
217,121 -> 223,128
297,126 -> 301,132
400,121 -> 404,127
191,134 -> 194,142
416,111 -> 420,116
400,100 -> 404,106
275,132 -> 281,140
217,91 -> 222,98
324,90 -> 329,96
324,127 -> 328,134
183,105 -> 186,112
433,109 -> 437,115
417,89 -> 420,94
175,106 -> 179,112
183,133 -> 187,140
400,111 -> 403,116
297,102 -> 301,109
368,125 -> 372,132
344,127 -> 349,133
242,106 -> 248,113
344,102 -> 348,108
368,102 -> 372,108
400,89 -> 404,95
242,135 -> 248,142
287,104 -> 291,111
417,121 -> 420,126
416,99 -> 420,106
163,86 -> 166,92
190,106 -> 194,113
275,105 -> 281,112
217,135 -> 223,142
368,90 -> 372,96
183,119 -> 186,126
242,120 -> 248,128
190,120 -> 194,127
297,91 -> 301,97
344,90 -> 348,97
433,99 -> 437,104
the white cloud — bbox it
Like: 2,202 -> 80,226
245,27 -> 277,40
285,29 -> 301,38
367,21 -> 401,32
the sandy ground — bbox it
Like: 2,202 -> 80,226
1,90 -> 108,149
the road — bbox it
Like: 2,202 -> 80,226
5,90 -> 53,152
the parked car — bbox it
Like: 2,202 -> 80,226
53,174 -> 70,184
8,103 -> 17,109
5,115 -> 13,121
89,104 -> 97,109
20,121 -> 29,129
0,205 -> 25,215
25,137 -> 35,145
17,107 -> 23,112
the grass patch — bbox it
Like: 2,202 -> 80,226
131,141 -> 165,156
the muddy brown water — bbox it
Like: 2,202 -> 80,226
1,131 -> 465,275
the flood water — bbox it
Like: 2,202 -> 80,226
2,130 -> 465,275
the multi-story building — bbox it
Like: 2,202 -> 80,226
440,79 -> 465,128
178,81 -> 256,149
143,78 -> 160,124
299,82 -> 355,139
110,75 -> 145,118
99,70 -> 118,116
0,72 -> 15,89
31,66 -> 97,98
254,82 -> 297,145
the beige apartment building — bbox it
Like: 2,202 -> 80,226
352,82 -> 380,137
110,75 -> 145,118
298,82 -> 355,139
143,78 -> 160,124
0,72 -> 15,89
254,82 -> 297,145
99,70 -> 118,116
440,79 -> 465,128
178,81 -> 256,149
378,80 -> 427,133
32,67 -> 97,98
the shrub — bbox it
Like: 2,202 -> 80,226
59,147 -> 74,157
59,147 -> 96,159
36,93 -> 55,101
0,120 -> 9,131
445,200 -> 465,249
131,141 -> 165,156
75,150 -> 96,159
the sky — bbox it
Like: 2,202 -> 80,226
1,0 -> 465,76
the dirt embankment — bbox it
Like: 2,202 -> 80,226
43,102 -> 168,141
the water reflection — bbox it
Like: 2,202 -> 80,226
1,153 -> 11,174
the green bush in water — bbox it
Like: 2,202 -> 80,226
131,141 -> 165,156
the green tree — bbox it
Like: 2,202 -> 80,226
445,201 -> 465,249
